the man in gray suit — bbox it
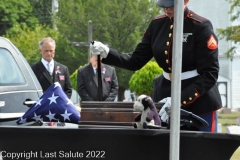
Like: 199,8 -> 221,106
77,55 -> 118,101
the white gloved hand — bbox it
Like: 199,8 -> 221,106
90,41 -> 109,58
158,97 -> 171,122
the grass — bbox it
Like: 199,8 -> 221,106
230,148 -> 240,160
218,111 -> 240,160
218,112 -> 240,133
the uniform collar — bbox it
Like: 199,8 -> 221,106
167,7 -> 189,22
184,7 -> 190,18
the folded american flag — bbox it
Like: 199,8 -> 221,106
16,82 -> 80,125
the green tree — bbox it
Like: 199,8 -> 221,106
4,24 -> 82,73
56,0 -> 161,100
216,0 -> 240,60
0,0 -> 39,35
129,61 -> 163,97
29,0 -> 53,26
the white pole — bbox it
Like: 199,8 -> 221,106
170,0 -> 184,160
88,20 -> 93,63
52,0 -> 59,30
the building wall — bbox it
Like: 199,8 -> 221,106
232,56 -> 240,109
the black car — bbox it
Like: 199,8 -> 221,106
0,36 -> 43,125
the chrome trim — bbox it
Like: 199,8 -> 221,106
0,112 -> 24,119
0,90 -> 42,95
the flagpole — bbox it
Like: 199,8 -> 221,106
170,0 -> 184,160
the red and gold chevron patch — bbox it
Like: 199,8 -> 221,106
207,35 -> 218,50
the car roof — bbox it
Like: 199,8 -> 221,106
0,36 -> 42,93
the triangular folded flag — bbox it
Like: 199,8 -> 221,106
16,82 -> 80,125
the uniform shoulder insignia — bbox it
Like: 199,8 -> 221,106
153,14 -> 166,20
207,35 -> 218,50
187,11 -> 207,23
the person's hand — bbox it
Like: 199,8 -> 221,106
90,41 -> 109,58
158,97 -> 171,122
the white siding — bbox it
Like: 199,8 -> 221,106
219,57 -> 231,78
232,57 -> 240,109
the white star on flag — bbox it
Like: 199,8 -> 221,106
19,117 -> 27,124
31,112 -> 42,121
66,98 -> 73,105
46,110 -> 57,121
54,82 -> 62,88
34,98 -> 43,108
48,93 -> 59,105
61,109 -> 72,121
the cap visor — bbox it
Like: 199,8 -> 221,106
156,1 -> 174,8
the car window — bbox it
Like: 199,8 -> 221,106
0,48 -> 25,85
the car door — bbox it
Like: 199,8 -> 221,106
0,37 -> 43,125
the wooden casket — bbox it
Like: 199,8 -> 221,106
78,101 -> 163,128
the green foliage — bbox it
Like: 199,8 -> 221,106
216,0 -> 240,60
70,68 -> 79,91
0,0 -> 39,35
56,0 -> 161,88
129,61 -> 163,96
29,0 -> 53,26
4,24 -> 58,65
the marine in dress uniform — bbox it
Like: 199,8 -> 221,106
91,0 -> 222,132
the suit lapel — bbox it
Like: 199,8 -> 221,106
53,62 -> 59,82
88,64 -> 98,86
38,61 -> 52,84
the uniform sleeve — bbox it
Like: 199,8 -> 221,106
181,20 -> 219,106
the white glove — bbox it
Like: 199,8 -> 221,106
90,41 -> 109,58
158,97 -> 171,122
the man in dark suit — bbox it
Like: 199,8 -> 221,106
77,55 -> 118,101
31,37 -> 72,98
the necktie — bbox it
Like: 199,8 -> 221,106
95,69 -> 98,75
47,63 -> 52,76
